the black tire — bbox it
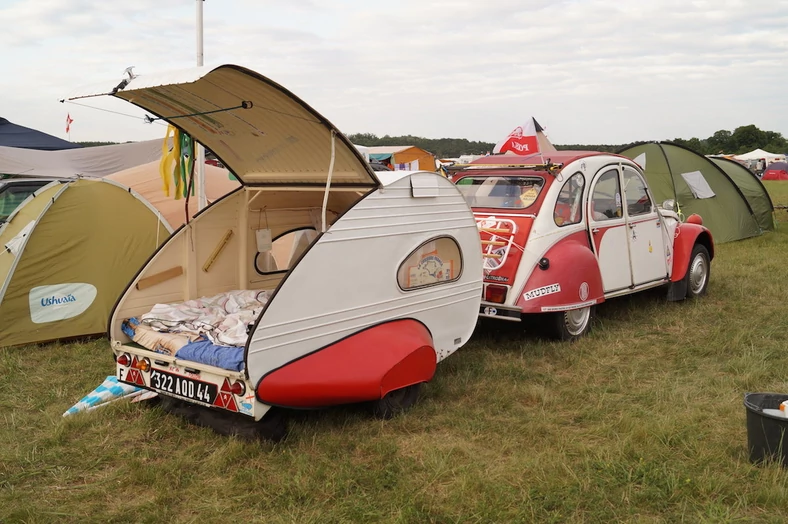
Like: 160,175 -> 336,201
684,244 -> 710,299
548,305 -> 595,342
370,383 -> 422,419
158,395 -> 288,442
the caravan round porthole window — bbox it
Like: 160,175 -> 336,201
397,236 -> 463,291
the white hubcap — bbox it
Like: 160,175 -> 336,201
564,307 -> 591,336
689,253 -> 708,295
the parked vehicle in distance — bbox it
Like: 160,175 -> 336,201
0,177 -> 64,222
450,151 -> 715,340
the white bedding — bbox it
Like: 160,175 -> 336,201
140,289 -> 269,347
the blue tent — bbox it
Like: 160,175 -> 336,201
0,117 -> 81,151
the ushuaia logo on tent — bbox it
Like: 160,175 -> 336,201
40,294 -> 78,307
29,283 -> 97,324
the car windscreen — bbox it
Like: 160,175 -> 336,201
0,184 -> 45,221
455,176 -> 545,209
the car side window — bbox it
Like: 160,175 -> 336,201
622,168 -> 653,216
553,172 -> 585,227
591,169 -> 622,221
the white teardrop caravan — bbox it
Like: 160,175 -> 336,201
68,65 -> 483,437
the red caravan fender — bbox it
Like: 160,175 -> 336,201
516,231 -> 604,313
670,223 -> 715,282
256,319 -> 436,408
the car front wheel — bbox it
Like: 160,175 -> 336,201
685,244 -> 710,298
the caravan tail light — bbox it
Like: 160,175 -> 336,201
133,357 -> 151,372
116,353 -> 131,367
230,380 -> 246,396
485,284 -> 508,304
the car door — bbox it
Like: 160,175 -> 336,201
588,167 -> 632,293
621,166 -> 669,286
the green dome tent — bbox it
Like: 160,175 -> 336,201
708,156 -> 774,233
0,179 -> 172,347
618,142 -> 765,244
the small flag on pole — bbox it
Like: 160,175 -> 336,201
493,118 -> 540,155
65,113 -> 74,134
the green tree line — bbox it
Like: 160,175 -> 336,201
348,125 -> 787,158
77,124 -> 786,158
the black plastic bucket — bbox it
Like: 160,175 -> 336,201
744,392 -> 788,466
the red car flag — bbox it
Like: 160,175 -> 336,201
66,113 -> 74,134
493,119 -> 540,155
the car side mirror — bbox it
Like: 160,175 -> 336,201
662,199 -> 675,211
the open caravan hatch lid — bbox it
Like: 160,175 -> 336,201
63,64 -> 381,188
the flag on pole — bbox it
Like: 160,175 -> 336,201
65,113 -> 74,134
493,118 -> 540,155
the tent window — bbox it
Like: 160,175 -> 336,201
254,228 -> 318,275
397,236 -> 462,291
680,171 -> 715,199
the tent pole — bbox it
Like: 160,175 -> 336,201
195,0 -> 207,211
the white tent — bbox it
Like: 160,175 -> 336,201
733,148 -> 785,162
352,144 -> 370,161
0,139 -> 165,178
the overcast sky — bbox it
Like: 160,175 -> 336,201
1,0 -> 786,147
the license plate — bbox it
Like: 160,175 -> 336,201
149,368 -> 218,405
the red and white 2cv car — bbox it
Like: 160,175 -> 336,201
450,151 -> 715,340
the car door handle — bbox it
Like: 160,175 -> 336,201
628,223 -> 636,229
592,228 -> 600,234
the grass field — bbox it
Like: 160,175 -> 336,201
2,183 -> 788,523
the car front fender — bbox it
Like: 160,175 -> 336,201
671,223 -> 714,282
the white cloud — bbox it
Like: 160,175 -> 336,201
1,0 -> 786,146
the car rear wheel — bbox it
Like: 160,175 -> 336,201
370,383 -> 422,419
549,305 -> 595,341
685,244 -> 710,298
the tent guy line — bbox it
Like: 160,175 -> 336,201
60,99 -> 168,127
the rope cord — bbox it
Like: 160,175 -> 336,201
62,100 -> 168,126
321,130 -> 337,233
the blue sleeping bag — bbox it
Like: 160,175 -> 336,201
175,337 -> 245,372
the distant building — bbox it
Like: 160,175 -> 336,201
367,146 -> 437,171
